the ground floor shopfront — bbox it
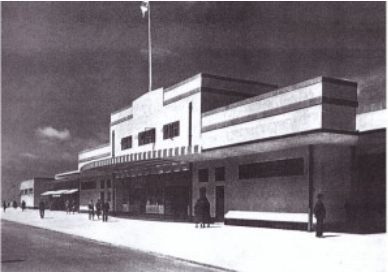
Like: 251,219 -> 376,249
79,162 -> 192,221
115,172 -> 191,221
77,131 -> 385,232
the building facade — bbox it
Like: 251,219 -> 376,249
20,178 -> 54,208
57,73 -> 385,231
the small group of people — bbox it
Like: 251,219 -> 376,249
2,200 -> 26,212
88,199 -> 110,222
65,199 -> 77,214
194,187 -> 211,228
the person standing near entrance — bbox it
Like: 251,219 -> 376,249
102,201 -> 110,222
3,201 -> 7,212
39,199 -> 45,219
96,199 -> 102,220
314,193 -> 326,238
71,200 -> 77,214
65,200 -> 70,214
194,197 -> 203,228
21,200 -> 26,212
88,199 -> 95,220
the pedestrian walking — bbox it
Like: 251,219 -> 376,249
39,199 -> 45,219
65,200 -> 70,214
314,193 -> 326,238
12,200 -> 18,209
3,201 -> 7,212
102,201 -> 110,222
88,199 -> 95,220
21,200 -> 26,212
96,199 -> 102,220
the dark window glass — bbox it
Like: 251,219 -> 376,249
81,181 -> 97,190
198,169 -> 209,183
138,129 -> 156,146
100,180 -> 105,189
107,192 -> 111,201
163,121 -> 180,140
239,158 -> 304,180
121,136 -> 132,150
107,179 -> 112,188
215,167 -> 225,182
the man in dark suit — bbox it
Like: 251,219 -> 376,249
102,201 -> 110,222
39,199 -> 45,219
314,193 -> 326,238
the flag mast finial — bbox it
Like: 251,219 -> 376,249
141,1 -> 152,92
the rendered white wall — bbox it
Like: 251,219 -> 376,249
202,106 -> 322,150
202,83 -> 322,127
356,109 -> 387,132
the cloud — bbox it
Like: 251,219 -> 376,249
20,152 -> 39,159
36,126 -> 71,141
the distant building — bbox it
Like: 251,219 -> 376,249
56,73 -> 386,231
20,178 -> 54,208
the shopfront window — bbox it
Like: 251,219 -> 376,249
198,169 -> 209,183
81,181 -> 96,190
215,167 -> 225,181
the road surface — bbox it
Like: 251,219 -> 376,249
1,220 -> 227,272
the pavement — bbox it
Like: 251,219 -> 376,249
1,208 -> 386,272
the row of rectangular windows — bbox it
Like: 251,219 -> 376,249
198,158 -> 304,182
21,188 -> 34,195
121,121 -> 180,150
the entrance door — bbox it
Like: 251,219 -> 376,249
216,186 -> 225,221
100,191 -> 105,203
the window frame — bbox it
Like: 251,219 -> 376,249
138,129 -> 156,146
163,121 -> 180,140
121,136 -> 132,150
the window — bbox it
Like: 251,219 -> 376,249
198,169 -> 209,183
138,128 -> 156,146
121,136 -> 132,150
215,167 -> 225,182
100,180 -> 105,189
107,179 -> 112,188
163,121 -> 180,139
239,158 -> 304,180
81,181 -> 97,190
107,192 -> 111,201
29,188 -> 34,194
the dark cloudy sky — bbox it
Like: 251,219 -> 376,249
1,2 -> 386,199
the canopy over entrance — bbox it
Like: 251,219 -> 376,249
41,189 -> 78,196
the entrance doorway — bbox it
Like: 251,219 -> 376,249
216,186 -> 225,221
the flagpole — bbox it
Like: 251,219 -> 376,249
148,2 -> 152,92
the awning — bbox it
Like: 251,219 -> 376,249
41,189 -> 78,196
62,189 -> 78,195
41,191 -> 56,196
